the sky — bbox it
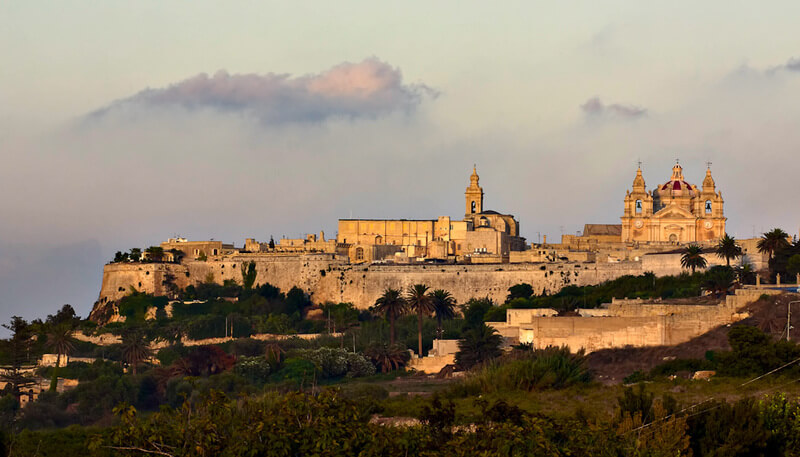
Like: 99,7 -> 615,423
2,1 -> 800,327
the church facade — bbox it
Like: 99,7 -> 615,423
621,163 -> 726,243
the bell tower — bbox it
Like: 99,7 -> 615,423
465,165 -> 484,216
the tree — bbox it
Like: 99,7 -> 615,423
680,244 -> 707,274
240,261 -> 257,290
372,288 -> 407,345
365,343 -> 410,373
406,284 -> 434,357
703,266 -> 735,298
455,322 -> 503,370
121,331 -> 153,376
787,254 -> 800,277
462,297 -> 494,330
429,289 -> 456,338
507,283 -> 534,302
715,233 -> 742,267
757,228 -> 790,260
45,304 -> 79,327
113,251 -> 128,263
0,317 -> 36,407
268,236 -> 275,250
45,323 -> 76,392
145,246 -> 164,262
129,248 -> 142,262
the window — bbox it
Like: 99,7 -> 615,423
471,201 -> 476,213
635,199 -> 642,214
212,249 -> 218,255
194,249 -> 199,255
355,247 -> 364,261
705,200 -> 712,214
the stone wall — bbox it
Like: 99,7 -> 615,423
490,287 -> 779,353
95,256 -> 646,317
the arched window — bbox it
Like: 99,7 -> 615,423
635,199 -> 642,214
471,201 -> 476,213
355,247 -> 364,261
375,235 -> 383,245
480,216 -> 489,227
705,200 -> 712,214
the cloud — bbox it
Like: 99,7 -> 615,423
784,57 -> 800,72
581,97 -> 647,119
88,58 -> 437,124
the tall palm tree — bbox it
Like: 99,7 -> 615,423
757,228 -> 790,260
121,331 -> 153,375
406,284 -> 434,357
46,324 -> 76,392
372,288 -> 407,345
715,233 -> 742,267
429,289 -> 457,338
681,244 -> 707,274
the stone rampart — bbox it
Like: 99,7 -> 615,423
95,256 -> 645,316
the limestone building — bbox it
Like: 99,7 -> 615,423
336,167 -> 526,263
621,163 -> 725,243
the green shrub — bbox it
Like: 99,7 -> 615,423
465,346 -> 591,393
649,358 -> 715,378
272,358 -> 317,382
235,356 -> 271,383
623,370 -> 648,384
295,347 -> 375,379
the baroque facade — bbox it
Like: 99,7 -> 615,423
621,163 -> 725,243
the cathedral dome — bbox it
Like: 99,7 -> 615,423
656,163 -> 696,198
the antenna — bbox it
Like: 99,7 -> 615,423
706,161 -> 712,169
637,158 -> 642,169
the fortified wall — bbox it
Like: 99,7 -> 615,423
93,254 -> 645,320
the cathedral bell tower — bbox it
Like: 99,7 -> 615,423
465,165 -> 484,216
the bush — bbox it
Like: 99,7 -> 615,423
235,357 -> 271,383
295,348 -> 375,379
465,346 -> 591,393
272,358 -> 317,382
336,384 -> 389,414
649,358 -> 715,378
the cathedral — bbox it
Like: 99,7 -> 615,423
621,163 -> 726,243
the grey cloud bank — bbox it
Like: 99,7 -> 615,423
88,58 -> 436,124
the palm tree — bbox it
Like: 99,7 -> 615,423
429,289 -> 456,338
372,288 -> 407,345
757,228 -> 790,260
681,244 -> 707,274
365,343 -> 410,373
715,233 -> 742,267
46,324 -> 76,392
406,284 -> 434,357
455,322 -> 503,370
703,266 -> 735,298
121,331 -> 153,375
